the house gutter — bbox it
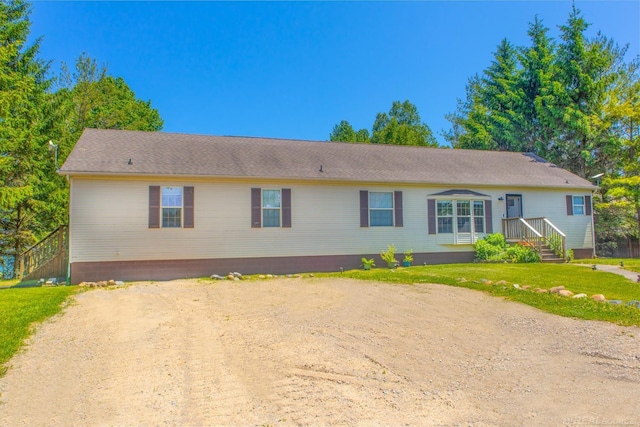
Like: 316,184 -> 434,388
57,170 -> 597,191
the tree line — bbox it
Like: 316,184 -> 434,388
329,6 -> 639,256
1,0 -> 163,278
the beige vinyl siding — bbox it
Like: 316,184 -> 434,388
69,177 -> 594,263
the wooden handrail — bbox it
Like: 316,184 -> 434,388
18,225 -> 68,280
543,218 -> 566,237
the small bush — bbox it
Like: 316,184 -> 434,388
505,244 -> 540,263
474,233 -> 507,261
475,233 -> 539,263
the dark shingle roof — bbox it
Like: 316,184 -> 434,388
59,128 -> 595,189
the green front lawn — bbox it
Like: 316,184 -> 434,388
0,279 -> 20,288
572,258 -> 640,273
319,263 -> 640,326
0,286 -> 78,374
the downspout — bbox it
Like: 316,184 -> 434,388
66,175 -> 72,284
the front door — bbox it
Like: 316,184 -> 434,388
506,194 -> 522,218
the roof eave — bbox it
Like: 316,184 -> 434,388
59,170 -> 596,190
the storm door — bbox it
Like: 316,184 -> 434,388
506,194 -> 522,218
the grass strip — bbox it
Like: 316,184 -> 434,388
318,263 -> 640,326
0,286 -> 78,373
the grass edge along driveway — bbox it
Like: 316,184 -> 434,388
317,263 -> 640,327
0,286 -> 78,375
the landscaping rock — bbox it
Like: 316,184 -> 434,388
558,290 -> 574,297
227,274 -> 235,280
258,275 -> 266,279
495,280 -> 507,285
535,288 -> 549,293
550,286 -> 565,294
626,300 -> 640,309
513,284 -> 521,290
210,274 -> 225,280
521,285 -> 531,290
266,274 -> 274,279
458,278 -> 467,283
107,280 -> 116,286
286,274 -> 293,278
232,272 -> 242,278
309,274 -> 315,278
115,281 -> 125,286
606,299 -> 623,305
591,294 -> 606,302
572,293 -> 587,299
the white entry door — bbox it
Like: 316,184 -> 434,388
506,195 -> 522,218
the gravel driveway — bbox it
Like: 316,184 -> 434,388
1,278 -> 639,426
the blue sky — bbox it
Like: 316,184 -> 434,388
30,1 -> 639,145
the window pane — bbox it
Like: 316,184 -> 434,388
370,210 -> 393,226
457,200 -> 470,216
263,208 -> 280,227
438,217 -> 453,233
458,217 -> 471,233
437,200 -> 453,216
162,208 -> 181,228
573,196 -> 584,215
473,201 -> 484,216
474,217 -> 484,233
263,190 -> 281,208
370,192 -> 393,209
162,186 -> 182,207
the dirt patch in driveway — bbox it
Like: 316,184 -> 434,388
1,278 -> 639,426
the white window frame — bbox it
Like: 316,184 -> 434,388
572,196 -> 585,215
262,189 -> 281,228
436,198 -> 486,238
437,200 -> 454,234
369,191 -> 394,227
161,186 -> 183,228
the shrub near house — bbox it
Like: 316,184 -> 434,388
474,233 -> 540,263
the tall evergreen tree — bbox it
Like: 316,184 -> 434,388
0,0 -> 52,277
518,16 -> 556,156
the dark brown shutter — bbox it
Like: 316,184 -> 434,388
251,188 -> 262,228
282,188 -> 292,228
485,200 -> 493,233
394,191 -> 403,227
149,186 -> 160,228
566,195 -> 573,216
585,195 -> 592,216
360,190 -> 369,227
183,186 -> 194,228
427,199 -> 436,235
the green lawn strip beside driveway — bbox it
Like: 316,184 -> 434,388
318,263 -> 640,327
0,286 -> 78,374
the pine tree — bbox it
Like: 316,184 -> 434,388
0,0 -> 52,277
